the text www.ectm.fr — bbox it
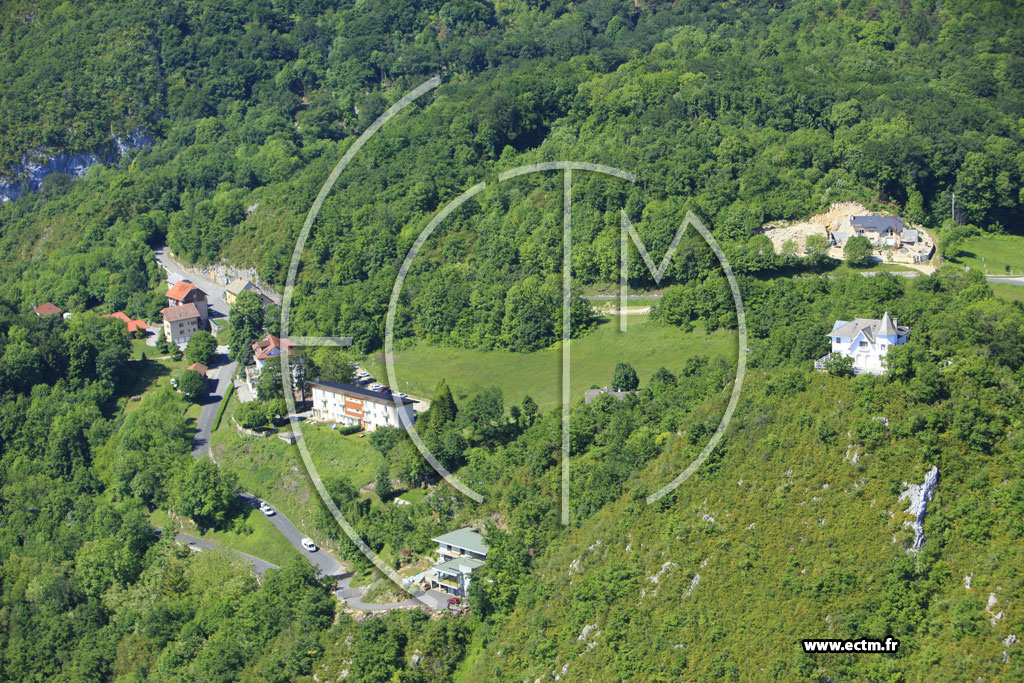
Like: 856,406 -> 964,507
802,638 -> 900,653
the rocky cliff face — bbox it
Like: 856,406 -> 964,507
0,129 -> 153,202
899,466 -> 939,552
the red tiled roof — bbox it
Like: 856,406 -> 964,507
187,362 -> 208,376
252,334 -> 293,361
103,311 -> 148,333
161,303 -> 201,322
32,302 -> 61,316
167,280 -> 205,302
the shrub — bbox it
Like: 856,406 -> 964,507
236,401 -> 268,429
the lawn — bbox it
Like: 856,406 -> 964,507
211,318 -> 231,344
957,234 -> 1024,276
210,395 -> 383,554
130,336 -> 156,360
151,508 -> 301,569
990,283 -> 1024,304
119,355 -> 193,414
397,488 -> 428,504
841,261 -> 930,274
366,314 -> 736,411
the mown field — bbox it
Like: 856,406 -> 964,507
990,282 -> 1024,303
367,314 -> 737,411
958,234 -> 1024,275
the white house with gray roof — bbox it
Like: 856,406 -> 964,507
816,312 -> 909,375
425,528 -> 488,598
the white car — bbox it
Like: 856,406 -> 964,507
301,537 -> 318,552
259,502 -> 275,516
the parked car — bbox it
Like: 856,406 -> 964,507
259,502 -> 275,516
301,537 -> 317,552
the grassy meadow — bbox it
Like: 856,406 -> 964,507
958,234 -> 1024,276
367,313 -> 737,411
150,508 -> 301,569
990,282 -> 1024,303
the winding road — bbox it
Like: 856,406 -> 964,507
236,493 -> 344,576
186,346 -> 347,577
191,347 -> 236,458
160,257 -> 424,609
158,252 -> 352,583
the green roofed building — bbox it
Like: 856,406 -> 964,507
426,528 -> 488,597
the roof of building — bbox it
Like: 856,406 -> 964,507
252,334 -> 294,361
828,312 -> 909,342
309,379 -> 419,407
161,303 -> 201,322
850,215 -> 903,232
584,386 -> 633,404
32,302 -> 62,316
878,311 -> 898,337
103,311 -> 148,332
434,557 -> 485,576
226,279 -> 255,296
167,280 -> 205,301
431,528 -> 488,556
187,362 -> 208,375
902,229 -> 919,243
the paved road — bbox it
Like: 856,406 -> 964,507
192,347 -> 237,459
986,276 -> 1024,287
335,574 -> 445,611
186,347 -> 346,580
173,532 -> 279,576
154,246 -> 231,320
237,493 -> 344,577
155,247 -> 352,587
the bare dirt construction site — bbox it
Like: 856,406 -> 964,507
761,201 -> 936,272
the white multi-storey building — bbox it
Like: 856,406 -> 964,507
309,380 -> 417,431
425,528 -> 488,598
817,311 -> 909,375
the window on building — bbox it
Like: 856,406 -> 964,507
859,341 -> 868,348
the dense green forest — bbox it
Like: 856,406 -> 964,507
1,0 -> 1023,680
1,0 -> 1023,350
